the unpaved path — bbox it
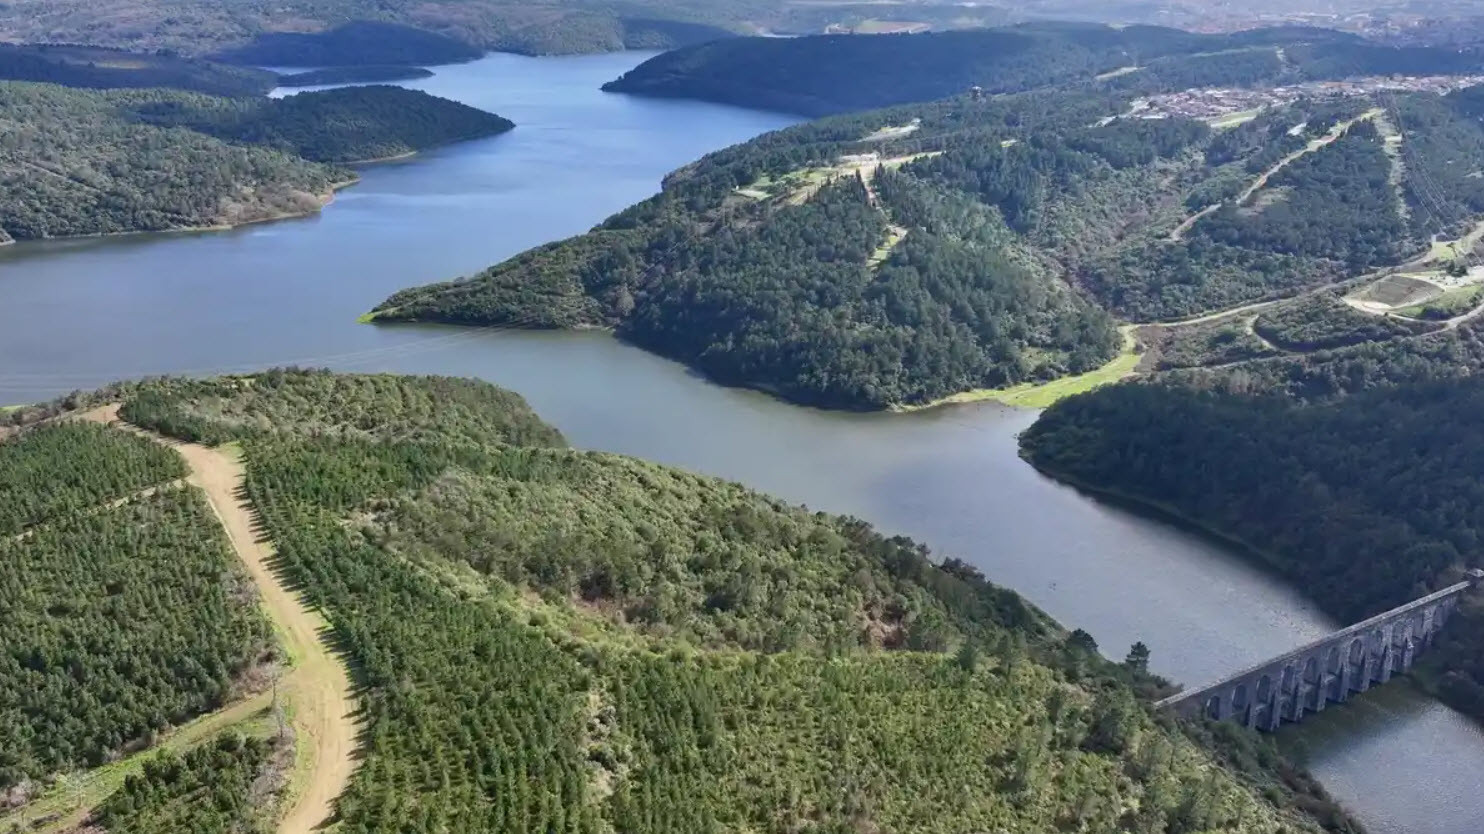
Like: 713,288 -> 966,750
84,405 -> 358,834
3,693 -> 274,834
1167,202 -> 1220,242
1235,109 -> 1380,206
1164,109 -> 1383,240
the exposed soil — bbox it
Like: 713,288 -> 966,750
83,405 -> 360,834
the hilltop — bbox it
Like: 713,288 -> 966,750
374,48 -> 1484,409
0,369 -> 1354,833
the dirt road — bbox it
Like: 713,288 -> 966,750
85,405 -> 359,833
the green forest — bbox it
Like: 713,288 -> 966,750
0,82 -> 511,240
0,43 -> 275,96
275,65 -> 434,88
95,733 -> 285,834
377,61 -> 1484,408
0,422 -> 273,789
602,23 -> 1482,115
0,0 -> 763,59
37,367 -> 1341,834
210,17 -> 737,63
0,82 -> 341,240
128,85 -> 514,164
1020,375 -> 1484,725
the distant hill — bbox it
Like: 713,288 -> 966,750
209,21 -> 484,67
0,43 -> 276,96
275,65 -> 435,88
0,1 -> 749,60
600,23 -> 1481,115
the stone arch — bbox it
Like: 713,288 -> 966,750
1204,692 -> 1224,721
1255,673 -> 1274,704
1347,638 -> 1366,667
1280,662 -> 1298,694
1231,682 -> 1250,719
1369,626 -> 1388,656
1302,654 -> 1320,683
1326,645 -> 1342,674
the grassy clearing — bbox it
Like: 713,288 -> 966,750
897,328 -> 1140,411
862,119 -> 922,142
867,224 -> 908,267
851,19 -> 930,34
0,694 -> 277,834
1396,282 -> 1484,319
1209,108 -> 1261,129
1095,65 -> 1142,81
1347,273 -> 1444,312
1429,216 -> 1484,264
737,152 -> 943,206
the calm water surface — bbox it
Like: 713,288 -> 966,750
1,51 -> 1480,832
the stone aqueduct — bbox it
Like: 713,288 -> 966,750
1158,569 -> 1484,731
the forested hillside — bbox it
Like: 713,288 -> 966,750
25,367 -> 1344,834
0,44 -> 275,96
0,82 -> 344,241
0,0 -> 756,59
129,86 -> 515,164
0,82 -> 512,240
275,65 -> 434,88
377,67 -> 1484,408
602,23 -> 1481,115
0,421 -> 274,791
1021,376 -> 1484,725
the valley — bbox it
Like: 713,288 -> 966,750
4,31 -> 1484,834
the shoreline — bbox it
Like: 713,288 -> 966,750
1014,453 -> 1430,645
344,150 -> 418,166
362,313 -> 1143,414
0,177 -> 360,248
892,327 -> 1142,413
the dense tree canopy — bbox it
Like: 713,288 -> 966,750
94,733 -> 282,834
129,85 -> 514,164
274,65 -> 434,88
0,0 -> 760,59
1021,375 -> 1484,723
602,23 -> 1477,115
378,70 -> 1484,408
0,82 -> 343,240
0,43 -> 275,96
0,424 -> 272,788
81,369 -> 1350,834
0,81 -> 512,240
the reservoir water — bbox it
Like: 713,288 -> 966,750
2,51 -> 1480,832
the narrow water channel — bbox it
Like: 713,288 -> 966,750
1,51 -> 1479,832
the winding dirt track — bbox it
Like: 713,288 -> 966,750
86,406 -> 358,833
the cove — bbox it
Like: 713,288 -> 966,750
1,51 -> 1481,833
